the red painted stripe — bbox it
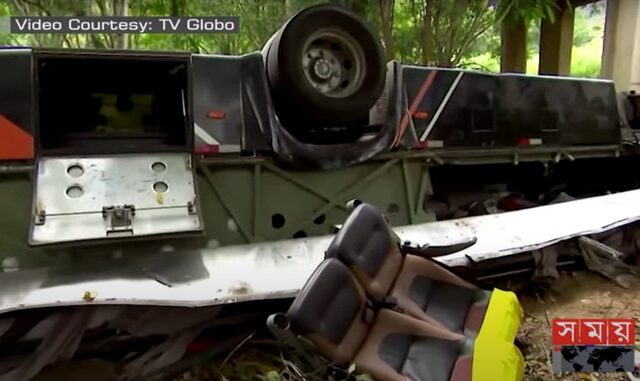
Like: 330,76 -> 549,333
0,114 -> 33,160
394,70 -> 438,147
194,144 -> 220,154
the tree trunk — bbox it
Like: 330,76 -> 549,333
112,0 -> 129,49
500,18 -> 528,73
421,1 -> 432,65
379,0 -> 395,60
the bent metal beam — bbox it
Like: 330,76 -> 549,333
0,188 -> 638,316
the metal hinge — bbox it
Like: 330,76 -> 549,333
102,205 -> 135,235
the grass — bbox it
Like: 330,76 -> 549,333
464,36 -> 603,78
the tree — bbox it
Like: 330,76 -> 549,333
379,0 -> 555,67
0,0 -> 565,70
379,0 -> 395,60
400,0 -> 503,67
497,0 -> 560,72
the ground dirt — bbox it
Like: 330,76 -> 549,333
519,271 -> 640,381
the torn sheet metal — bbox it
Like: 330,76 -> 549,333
0,189 -> 639,316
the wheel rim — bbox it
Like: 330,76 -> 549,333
301,28 -> 366,99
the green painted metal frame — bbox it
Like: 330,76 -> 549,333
0,143 -> 628,267
0,155 -> 436,267
196,156 -> 435,246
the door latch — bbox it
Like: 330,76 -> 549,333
103,205 -> 135,235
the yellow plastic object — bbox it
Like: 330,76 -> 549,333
472,288 -> 525,381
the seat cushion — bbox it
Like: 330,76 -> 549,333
409,276 -> 490,333
287,259 -> 366,345
379,334 -> 474,381
325,203 -> 403,300
325,203 -> 393,277
464,302 -> 489,333
449,355 -> 473,381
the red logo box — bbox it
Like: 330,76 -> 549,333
552,318 -> 580,346
580,319 -> 607,345
608,318 -> 635,346
553,318 -> 636,346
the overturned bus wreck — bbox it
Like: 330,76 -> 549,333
0,4 -> 640,381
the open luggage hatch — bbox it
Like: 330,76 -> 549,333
268,203 -> 524,381
29,50 -> 203,246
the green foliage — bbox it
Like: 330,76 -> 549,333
459,52 -> 500,72
463,2 -> 604,78
497,0 -> 563,24
570,38 -> 603,78
573,4 -> 605,48
265,370 -> 281,381
0,2 -> 12,45
393,0 -> 544,66
0,0 -> 605,78
392,3 -> 422,63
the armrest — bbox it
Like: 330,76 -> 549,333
401,236 -> 477,258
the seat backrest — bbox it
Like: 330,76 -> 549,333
325,203 -> 403,301
286,258 -> 370,364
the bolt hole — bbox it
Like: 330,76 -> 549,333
66,185 -> 84,198
227,219 -> 238,232
313,214 -> 325,225
67,164 -> 84,177
343,59 -> 352,70
151,162 -> 167,173
271,213 -> 285,229
153,181 -> 168,193
293,230 -> 307,239
340,80 -> 349,88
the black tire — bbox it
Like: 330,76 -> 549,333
264,4 -> 385,127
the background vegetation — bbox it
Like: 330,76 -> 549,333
0,0 -> 605,77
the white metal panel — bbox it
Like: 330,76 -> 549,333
4,189 -> 640,315
30,153 -> 202,245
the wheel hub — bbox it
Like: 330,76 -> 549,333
313,58 -> 333,80
300,29 -> 365,98
303,48 -> 342,93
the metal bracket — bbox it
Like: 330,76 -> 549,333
102,205 -> 135,235
34,210 -> 46,226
